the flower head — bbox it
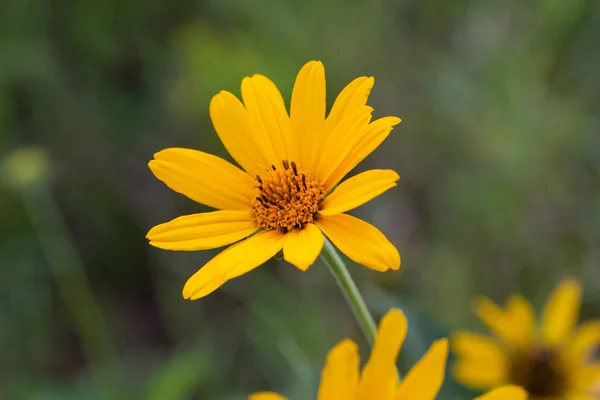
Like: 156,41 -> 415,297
249,309 -> 527,400
147,61 -> 401,299
452,278 -> 600,399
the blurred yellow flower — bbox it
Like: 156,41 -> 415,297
2,147 -> 50,189
249,308 -> 527,400
452,278 -> 600,399
147,60 -> 401,300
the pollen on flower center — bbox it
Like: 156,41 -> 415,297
251,160 -> 326,232
509,346 -> 567,398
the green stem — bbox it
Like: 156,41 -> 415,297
320,238 -> 378,346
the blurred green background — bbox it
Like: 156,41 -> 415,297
1,0 -> 600,398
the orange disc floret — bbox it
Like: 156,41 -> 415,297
252,160 -> 326,232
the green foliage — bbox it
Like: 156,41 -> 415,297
1,0 -> 599,398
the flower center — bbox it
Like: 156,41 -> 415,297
509,346 -> 568,398
251,160 -> 326,233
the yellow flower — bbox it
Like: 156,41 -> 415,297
249,309 -> 527,400
147,61 -> 401,300
452,278 -> 600,399
2,147 -> 50,188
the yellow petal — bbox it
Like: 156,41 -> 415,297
358,309 -> 407,400
505,294 -> 535,346
451,331 -> 508,366
320,169 -> 400,216
451,358 -> 507,390
149,148 -> 255,211
182,230 -> 285,300
475,386 -> 528,400
241,74 -> 290,162
325,76 -> 374,130
393,339 -> 449,400
565,394 -> 597,400
147,210 -> 257,251
541,278 -> 582,347
317,339 -> 360,400
209,90 -> 270,175
248,393 -> 288,400
572,363 -> 600,391
316,214 -> 400,272
283,223 -> 324,271
323,116 -> 401,190
314,106 -> 373,185
565,320 -> 600,361
472,296 -> 531,348
289,61 -> 326,172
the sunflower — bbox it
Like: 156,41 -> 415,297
452,278 -> 600,399
249,308 -> 527,400
147,61 -> 401,300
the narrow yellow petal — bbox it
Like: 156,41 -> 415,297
149,148 -> 255,211
248,393 -> 288,400
358,309 -> 407,400
505,294 -> 535,346
451,331 -> 508,366
393,339 -> 449,400
571,363 -> 600,393
147,210 -> 257,251
475,386 -> 528,400
541,278 -> 582,347
314,106 -> 373,184
452,358 -> 507,390
323,116 -> 401,190
472,296 -> 531,348
451,331 -> 509,390
283,224 -> 324,271
210,91 -> 271,175
320,169 -> 400,216
317,339 -> 360,400
325,76 -> 374,130
565,320 -> 600,362
316,214 -> 400,272
289,61 -> 326,172
241,74 -> 290,163
182,230 -> 285,300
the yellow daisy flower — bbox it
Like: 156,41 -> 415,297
147,61 -> 401,300
452,278 -> 600,399
249,309 -> 527,400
